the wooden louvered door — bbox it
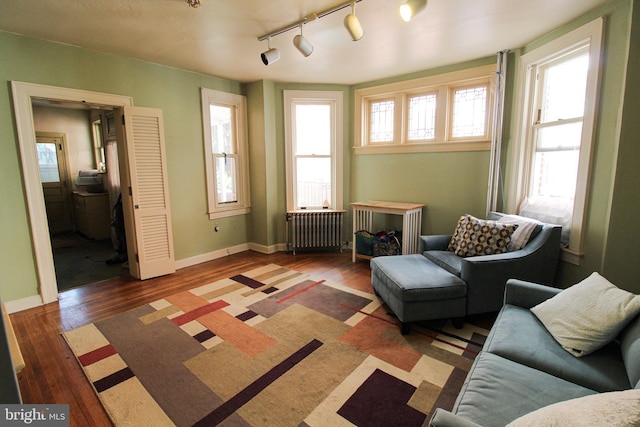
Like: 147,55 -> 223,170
115,106 -> 175,280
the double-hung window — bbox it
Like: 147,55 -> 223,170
355,64 -> 495,154
201,88 -> 250,219
284,90 -> 343,211
508,18 -> 603,264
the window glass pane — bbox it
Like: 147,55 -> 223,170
295,104 -> 331,155
210,105 -> 234,154
296,157 -> 331,208
37,143 -> 60,183
451,86 -> 487,138
215,156 -> 237,204
370,100 -> 394,142
531,150 -> 579,199
541,52 -> 589,123
536,122 -> 582,151
408,94 -> 436,140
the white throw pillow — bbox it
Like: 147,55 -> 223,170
506,390 -> 640,427
531,272 -> 640,357
497,214 -> 542,251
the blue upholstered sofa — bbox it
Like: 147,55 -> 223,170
429,279 -> 640,427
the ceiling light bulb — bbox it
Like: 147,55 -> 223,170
400,0 -> 427,22
344,2 -> 364,41
293,25 -> 313,57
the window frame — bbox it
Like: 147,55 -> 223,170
507,18 -> 603,265
201,88 -> 250,220
354,64 -> 495,154
284,90 -> 344,212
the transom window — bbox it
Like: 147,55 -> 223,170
407,93 -> 437,141
354,64 -> 495,154
451,85 -> 488,138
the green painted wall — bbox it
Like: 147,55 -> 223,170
603,0 -> 640,290
246,80 -> 280,248
0,32 -> 247,302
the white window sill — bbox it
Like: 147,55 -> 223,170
208,207 -> 250,220
354,140 -> 490,155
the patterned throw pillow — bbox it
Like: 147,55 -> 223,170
449,214 -> 518,257
447,215 -> 470,252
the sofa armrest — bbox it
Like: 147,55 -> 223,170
504,278 -> 562,309
420,235 -> 452,252
429,409 -> 482,427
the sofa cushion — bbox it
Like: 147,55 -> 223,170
620,314 -> 640,387
370,255 -> 466,303
531,272 -> 640,357
423,250 -> 462,277
484,304 -> 631,392
448,214 -> 517,257
506,389 -> 640,427
454,352 -> 596,427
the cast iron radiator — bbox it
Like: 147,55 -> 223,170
286,210 -> 345,255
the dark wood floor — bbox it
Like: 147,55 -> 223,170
10,250 -> 373,427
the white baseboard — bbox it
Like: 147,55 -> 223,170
175,243 -> 251,270
248,242 -> 287,254
4,295 -> 44,314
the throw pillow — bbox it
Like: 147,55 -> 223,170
497,214 -> 543,251
447,215 -> 470,252
531,272 -> 640,357
506,389 -> 640,427
449,214 -> 517,257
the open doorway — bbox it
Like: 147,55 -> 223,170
33,103 -> 128,292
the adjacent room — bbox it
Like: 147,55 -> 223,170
1,0 -> 639,425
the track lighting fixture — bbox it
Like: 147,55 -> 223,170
399,0 -> 427,22
344,1 -> 364,41
257,0 -> 365,64
261,37 -> 280,66
293,25 -> 314,57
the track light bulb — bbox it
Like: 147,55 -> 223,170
293,25 -> 313,57
261,37 -> 280,65
400,0 -> 427,22
344,2 -> 363,41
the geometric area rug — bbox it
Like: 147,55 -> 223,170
62,264 -> 488,427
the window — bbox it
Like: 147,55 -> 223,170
508,18 -> 603,264
284,90 -> 343,211
354,64 -> 495,154
201,88 -> 250,219
451,85 -> 488,139
407,93 -> 436,141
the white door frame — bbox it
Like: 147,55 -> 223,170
11,81 -> 133,305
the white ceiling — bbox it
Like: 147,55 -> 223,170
0,0 -> 610,85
